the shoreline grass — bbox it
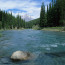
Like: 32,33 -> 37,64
0,27 -> 65,32
41,27 -> 65,32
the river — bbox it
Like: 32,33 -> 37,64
0,29 -> 65,65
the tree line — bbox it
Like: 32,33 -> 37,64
27,0 -> 65,29
0,0 -> 65,29
40,0 -> 65,28
0,10 -> 25,29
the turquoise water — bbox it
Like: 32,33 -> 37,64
0,29 -> 65,65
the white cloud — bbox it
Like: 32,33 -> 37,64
0,0 -> 50,19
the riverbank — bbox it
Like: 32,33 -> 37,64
0,27 -> 65,32
0,28 -> 25,31
41,27 -> 65,32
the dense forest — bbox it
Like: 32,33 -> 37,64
0,10 -> 25,29
0,0 -> 65,29
27,0 -> 65,29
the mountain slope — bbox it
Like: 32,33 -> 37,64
21,14 -> 33,22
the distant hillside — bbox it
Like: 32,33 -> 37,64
25,18 -> 40,28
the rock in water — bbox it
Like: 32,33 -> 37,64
0,57 -> 11,64
11,51 -> 30,61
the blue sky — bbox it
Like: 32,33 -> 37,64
0,0 -> 51,19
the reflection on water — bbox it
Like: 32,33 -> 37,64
0,29 -> 65,65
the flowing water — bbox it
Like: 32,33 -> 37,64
0,29 -> 65,65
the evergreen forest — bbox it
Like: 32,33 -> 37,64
0,0 -> 65,29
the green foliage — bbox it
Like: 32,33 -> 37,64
26,0 -> 65,29
42,27 -> 63,31
63,20 -> 65,31
46,0 -> 65,27
0,10 -> 25,29
0,0 -> 65,30
32,25 -> 40,30
25,18 -> 40,28
63,27 -> 65,31
39,2 -> 46,28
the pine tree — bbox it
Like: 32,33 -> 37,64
0,10 -> 2,21
2,11 -> 5,29
47,5 -> 49,26
0,10 -> 25,29
39,2 -> 45,28
47,3 -> 54,27
0,10 -> 2,29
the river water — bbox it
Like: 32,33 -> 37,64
0,29 -> 65,65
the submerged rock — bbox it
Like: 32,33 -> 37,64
0,57 -> 11,64
45,52 -> 65,57
11,51 -> 31,61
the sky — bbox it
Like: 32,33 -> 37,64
0,0 -> 51,19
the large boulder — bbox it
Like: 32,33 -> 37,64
11,51 -> 30,61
